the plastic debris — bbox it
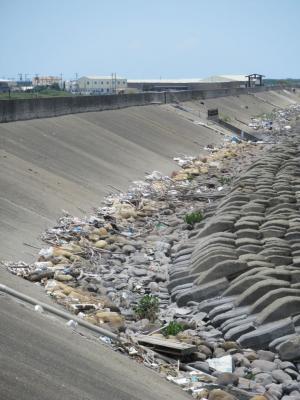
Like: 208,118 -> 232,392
207,355 -> 233,373
66,319 -> 78,329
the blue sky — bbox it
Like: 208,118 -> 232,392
0,0 -> 299,80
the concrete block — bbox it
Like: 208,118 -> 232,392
238,318 -> 295,350
176,278 -> 229,307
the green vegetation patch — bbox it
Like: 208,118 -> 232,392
184,211 -> 203,225
162,321 -> 185,337
134,295 -> 159,322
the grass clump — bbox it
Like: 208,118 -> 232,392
184,211 -> 203,225
134,295 -> 159,322
162,321 -> 185,337
219,176 -> 232,185
220,114 -> 231,123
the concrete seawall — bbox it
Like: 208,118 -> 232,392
0,85 -> 284,123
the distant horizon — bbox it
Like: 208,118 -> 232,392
1,74 -> 299,82
1,0 -> 299,80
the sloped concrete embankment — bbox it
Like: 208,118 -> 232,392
1,89 -> 299,263
0,105 -> 222,262
169,136 -> 300,351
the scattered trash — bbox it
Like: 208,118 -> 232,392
99,336 -> 113,345
207,355 -> 233,373
128,346 -> 138,356
34,304 -> 44,313
231,136 -> 241,143
66,319 -> 78,329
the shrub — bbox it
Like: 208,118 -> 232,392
134,295 -> 159,322
184,211 -> 203,225
162,321 -> 185,337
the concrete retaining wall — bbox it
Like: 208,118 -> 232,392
0,85 -> 285,123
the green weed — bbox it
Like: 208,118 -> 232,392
162,321 -> 185,337
134,295 -> 159,322
184,211 -> 203,225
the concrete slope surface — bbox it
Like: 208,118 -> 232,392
0,294 -> 190,400
0,105 -> 221,262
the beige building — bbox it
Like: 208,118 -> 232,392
77,75 -> 127,95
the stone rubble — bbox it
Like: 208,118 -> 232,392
3,103 -> 300,400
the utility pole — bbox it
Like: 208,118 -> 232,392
34,73 -> 39,98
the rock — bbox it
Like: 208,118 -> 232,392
214,347 -> 226,358
255,372 -> 273,386
208,388 -> 237,400
232,353 -> 251,367
192,352 -> 207,361
223,341 -> 240,351
117,204 -> 136,219
281,395 -> 300,400
284,368 -> 299,380
233,367 -> 246,377
251,360 -> 277,372
95,311 -> 124,329
132,268 -> 147,277
279,361 -> 297,371
196,389 -> 210,399
188,361 -> 211,374
148,282 -> 159,293
86,283 -> 99,293
257,350 -> 276,362
278,336 -> 300,361
95,240 -> 107,249
122,244 -> 136,254
96,227 -> 108,237
249,396 -> 268,400
244,351 -> 258,362
216,372 -> 239,386
271,369 -> 293,384
282,382 -> 300,394
198,344 -> 213,357
266,383 -> 283,399
54,273 -> 73,282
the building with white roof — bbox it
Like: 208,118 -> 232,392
77,75 -> 127,95
201,74 -> 264,87
127,75 -> 263,92
201,74 -> 248,83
